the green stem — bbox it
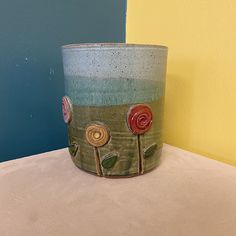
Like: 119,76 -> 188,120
94,147 -> 103,176
137,134 -> 144,174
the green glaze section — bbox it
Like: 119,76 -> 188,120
68,103 -> 139,176
101,152 -> 118,169
68,98 -> 164,176
65,76 -> 164,106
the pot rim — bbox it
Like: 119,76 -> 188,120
62,43 -> 168,50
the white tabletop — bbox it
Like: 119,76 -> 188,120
1,144 -> 236,236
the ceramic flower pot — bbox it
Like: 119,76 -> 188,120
62,43 -> 168,177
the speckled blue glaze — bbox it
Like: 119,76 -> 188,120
62,44 -> 168,106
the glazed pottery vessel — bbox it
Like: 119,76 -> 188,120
62,43 -> 168,177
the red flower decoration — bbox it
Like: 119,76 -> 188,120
127,104 -> 153,135
62,96 -> 72,123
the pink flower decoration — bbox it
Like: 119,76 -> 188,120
62,96 -> 72,123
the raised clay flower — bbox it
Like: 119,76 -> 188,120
127,104 -> 153,135
62,96 -> 72,123
85,123 -> 110,147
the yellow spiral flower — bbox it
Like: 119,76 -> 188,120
85,123 -> 110,147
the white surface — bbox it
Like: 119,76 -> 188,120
1,144 -> 236,236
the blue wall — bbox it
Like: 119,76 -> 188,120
0,0 -> 126,162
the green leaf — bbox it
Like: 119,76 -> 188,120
69,142 -> 79,157
102,152 -> 118,169
143,143 -> 157,159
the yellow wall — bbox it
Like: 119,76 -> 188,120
126,0 -> 236,165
